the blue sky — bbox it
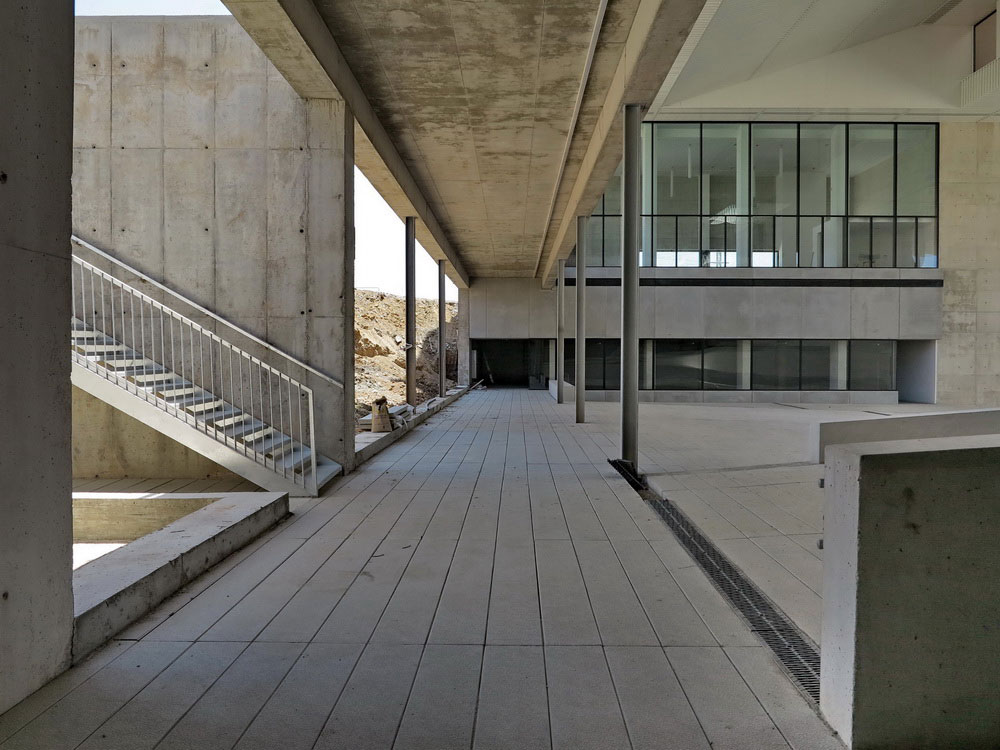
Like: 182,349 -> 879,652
75,0 -> 456,301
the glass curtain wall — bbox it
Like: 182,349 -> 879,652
570,339 -> 896,391
584,122 -> 938,269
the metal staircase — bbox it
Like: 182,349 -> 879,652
70,240 -> 342,496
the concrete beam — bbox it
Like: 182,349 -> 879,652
223,0 -> 470,288
538,0 -> 705,286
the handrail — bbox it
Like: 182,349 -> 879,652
71,235 -> 344,390
72,254 -> 324,493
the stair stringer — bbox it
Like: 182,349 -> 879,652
72,363 -> 342,495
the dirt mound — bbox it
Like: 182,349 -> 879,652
354,289 -> 457,421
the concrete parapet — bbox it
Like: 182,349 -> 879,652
818,408 -> 1000,461
821,435 -> 1000,748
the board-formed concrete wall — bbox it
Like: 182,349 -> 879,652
937,121 -> 1000,407
72,387 -> 235,480
0,1 -> 75,714
72,16 -> 356,468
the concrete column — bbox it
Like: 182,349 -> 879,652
457,287 -> 470,385
0,1 -> 75,713
438,260 -> 447,397
405,216 -> 416,405
576,216 -> 587,423
621,104 -> 642,470
822,437 -> 1000,748
556,259 -> 565,403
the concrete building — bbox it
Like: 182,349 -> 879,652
3,1 -> 1000,749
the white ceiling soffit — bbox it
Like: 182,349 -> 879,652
654,0 -> 967,110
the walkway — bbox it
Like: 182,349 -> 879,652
0,389 -> 841,750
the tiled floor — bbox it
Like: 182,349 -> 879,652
2,388 -> 842,750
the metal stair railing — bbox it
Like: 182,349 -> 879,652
71,252 -> 325,494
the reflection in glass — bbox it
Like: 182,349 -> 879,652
777,217 -> 797,267
896,218 -> 916,268
585,339 -> 604,390
677,216 -> 700,267
801,340 -> 847,390
872,218 -> 894,267
603,339 -> 621,391
850,340 -> 896,391
564,339 -> 575,386
799,217 -> 823,268
752,340 -> 801,390
654,124 -> 700,215
824,217 -> 844,267
896,124 -> 936,216
702,123 -> 749,217
604,216 -> 621,266
586,216 -> 603,267
655,216 -> 676,267
799,124 -> 845,215
752,124 -> 797,215
849,124 -> 893,216
654,340 -> 702,389
641,217 -> 653,267
703,340 -> 740,390
752,216 -> 775,267
605,163 -> 622,215
917,218 -> 937,268
848,217 -> 871,267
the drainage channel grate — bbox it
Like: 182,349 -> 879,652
609,459 -> 822,703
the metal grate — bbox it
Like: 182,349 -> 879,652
609,459 -> 822,702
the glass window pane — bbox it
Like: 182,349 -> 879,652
703,340 -> 739,390
752,340 -> 801,390
604,215 -> 621,266
702,123 -> 749,217
896,217 -> 916,268
585,339 -> 603,389
975,12 -> 996,71
802,340 -> 848,390
850,340 -> 896,391
752,124 -> 797,215
824,216 -> 844,267
800,124 -> 845,215
641,216 -> 653,267
848,217 -> 871,268
604,339 -> 621,390
654,123 -> 700,215
872,217 -> 894,267
604,162 -> 622,215
896,124 -> 936,216
917,217 -> 937,268
586,216 -> 603,267
703,217 -> 726,268
654,340 -> 702,389
564,339 -> 575,386
799,217 -> 822,268
654,216 -> 676,267
677,216 -> 700,266
849,124 -> 894,216
731,216 -> 749,266
776,216 -> 798,267
752,216 -> 775,267
642,124 -> 652,214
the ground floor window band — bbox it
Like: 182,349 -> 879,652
564,339 -> 896,391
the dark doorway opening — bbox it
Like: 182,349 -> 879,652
471,339 -> 550,388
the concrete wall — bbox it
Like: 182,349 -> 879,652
937,121 -> 1000,407
72,16 -> 356,467
0,2 -> 75,714
72,387 -> 235,480
470,270 -> 943,341
822,435 -> 1000,748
